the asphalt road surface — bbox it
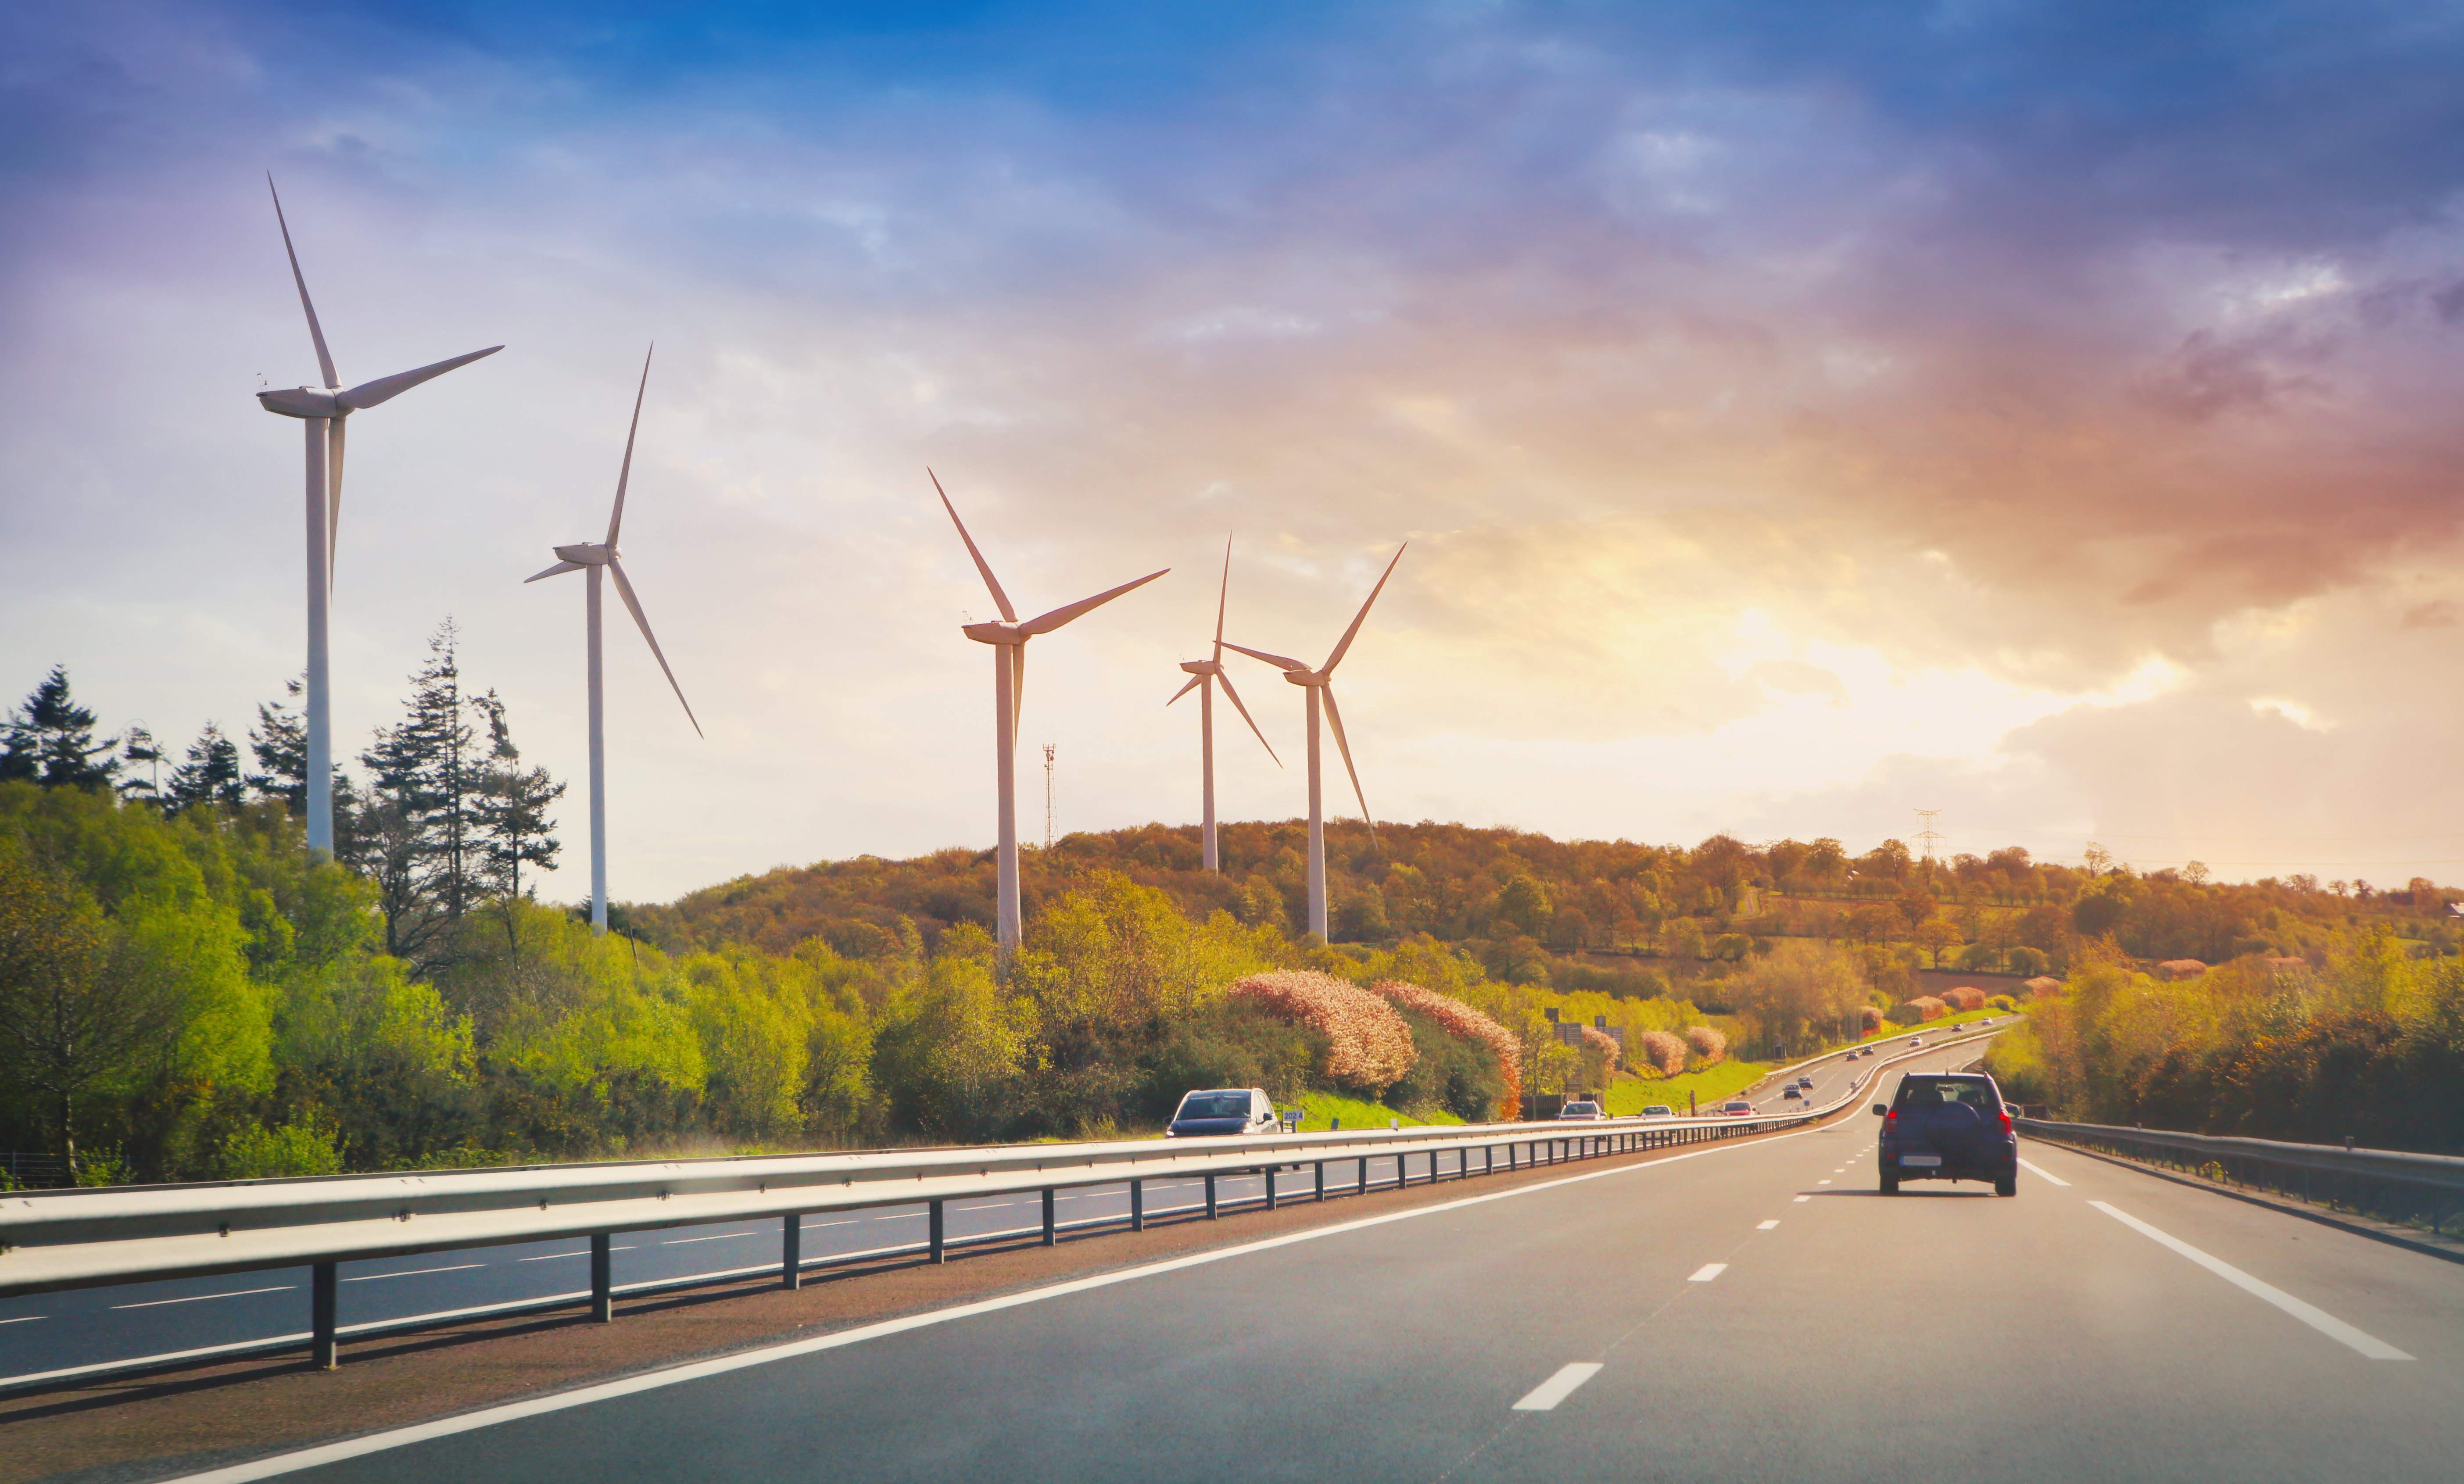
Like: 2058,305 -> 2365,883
141,1035 -> 2464,1484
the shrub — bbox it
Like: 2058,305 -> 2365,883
217,1118 -> 344,1180
1685,1025 -> 1727,1066
1941,985 -> 1987,1012
1634,1029 -> 1687,1077
1855,1005 -> 1884,1034
1229,971 -> 1416,1097
1889,995 -> 1948,1024
1986,994 -> 2017,1012
2021,975 -> 2062,999
1369,980 -> 1520,1118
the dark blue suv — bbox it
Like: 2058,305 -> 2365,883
1873,1073 -> 2017,1196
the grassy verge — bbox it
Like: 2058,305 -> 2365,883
1294,1091 -> 1467,1131
1601,1059 -> 1770,1117
1854,1004 -> 2021,1046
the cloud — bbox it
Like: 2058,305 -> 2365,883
7,1 -> 2464,895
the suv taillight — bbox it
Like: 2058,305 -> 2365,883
1883,1109 -> 1897,1127
1999,1108 -> 2013,1132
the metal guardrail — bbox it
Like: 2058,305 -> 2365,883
0,1027 -> 2000,1376
2015,1117 -> 2464,1233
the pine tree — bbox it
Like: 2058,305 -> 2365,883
0,666 -> 120,790
165,722 -> 245,812
358,623 -> 479,968
246,679 -> 310,812
469,690 -> 565,954
117,726 -> 165,808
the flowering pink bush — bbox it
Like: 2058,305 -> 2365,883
1230,971 -> 1416,1096
1634,1030 -> 1687,1077
1578,1024 -> 1621,1067
1856,1005 -> 1885,1033
1685,1025 -> 1727,1066
1368,980 -> 1521,1118
1941,985 -> 1987,1012
1891,995 -> 1948,1023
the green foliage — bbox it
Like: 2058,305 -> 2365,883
217,1116 -> 344,1180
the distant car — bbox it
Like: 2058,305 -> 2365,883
1719,1099 -> 1755,1117
1908,1037 -> 1923,1046
1639,1105 -> 1675,1120
1798,1076 -> 1816,1089
1874,1072 -> 2017,1196
1165,1087 -> 1282,1138
1782,1086 -> 1804,1101
1558,1100 -> 1605,1121
1844,1049 -> 1860,1060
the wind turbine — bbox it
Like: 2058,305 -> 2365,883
1226,543 -> 1406,940
526,347 -> 702,933
1167,535 -> 1280,871
254,176 -> 502,855
934,472 -> 1168,954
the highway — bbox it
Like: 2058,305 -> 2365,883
133,1033 -> 2464,1484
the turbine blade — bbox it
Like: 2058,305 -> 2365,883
608,344 -> 652,546
1322,542 -> 1407,673
607,559 -> 703,738
326,417 -> 345,599
525,561 -> 586,583
1214,531 -> 1232,646
929,469 -> 1016,622
1167,673 -> 1204,705
1018,568 -> 1169,636
1222,641 -> 1309,672
337,346 -> 504,411
268,175 -> 338,389
1320,686 -> 1373,836
1010,645 -> 1026,748
1214,668 -> 1282,767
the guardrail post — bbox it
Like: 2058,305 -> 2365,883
1043,1187 -> 1057,1245
1131,1177 -> 1146,1231
1357,1155 -> 1368,1193
311,1261 -> 338,1370
591,1234 -> 613,1323
1486,1144 -> 1495,1176
1265,1166 -> 1278,1210
1206,1172 -> 1219,1219
1314,1160 -> 1326,1202
781,1215 -> 802,1290
929,1198 -> 946,1263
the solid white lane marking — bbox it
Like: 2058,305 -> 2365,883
2089,1202 -> 2412,1360
1511,1362 -> 1604,1411
345,1264 -> 483,1282
1756,1220 -> 1779,1230
156,1124 -> 1837,1483
660,1232 -> 755,1246
2016,1158 -> 2070,1187
1793,1195 -> 1811,1202
1688,1264 -> 1727,1282
112,1286 -> 294,1310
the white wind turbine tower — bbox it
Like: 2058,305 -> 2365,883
1226,543 -> 1406,939
1167,535 -> 1280,871
934,472 -> 1168,954
254,177 -> 502,854
526,347 -> 702,933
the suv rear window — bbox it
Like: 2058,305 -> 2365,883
1177,1091 -> 1251,1119
1894,1076 -> 2001,1110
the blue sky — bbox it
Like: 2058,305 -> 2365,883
7,0 -> 2464,897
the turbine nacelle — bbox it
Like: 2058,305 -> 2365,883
1178,658 -> 1220,677
554,542 -> 617,566
962,621 -> 1027,646
258,386 -> 341,419
1280,669 -> 1332,688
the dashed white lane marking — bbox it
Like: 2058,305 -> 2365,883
519,1246 -> 636,1261
661,1232 -> 756,1246
345,1263 -> 483,1282
0,1315 -> 44,1325
2089,1201 -> 2412,1360
1816,1180 -> 1831,1185
1794,1195 -> 1811,1202
1512,1362 -> 1604,1411
1688,1264 -> 1728,1282
1756,1220 -> 1780,1230
112,1286 -> 294,1310
2016,1158 -> 2070,1187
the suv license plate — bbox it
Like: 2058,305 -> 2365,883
1900,1155 -> 1942,1167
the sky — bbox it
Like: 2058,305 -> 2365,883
6,0 -> 2464,902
